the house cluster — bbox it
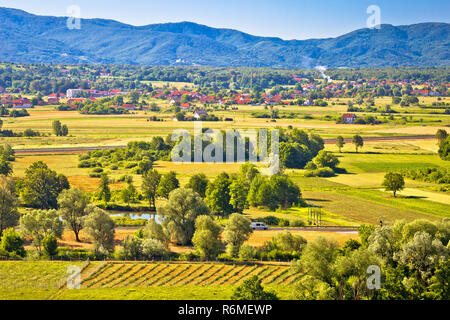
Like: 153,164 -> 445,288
66,89 -> 129,99
1,96 -> 32,108
292,75 -> 447,97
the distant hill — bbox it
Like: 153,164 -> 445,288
0,7 -> 448,68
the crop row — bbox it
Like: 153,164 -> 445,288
81,263 -> 292,288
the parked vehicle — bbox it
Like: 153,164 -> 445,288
251,222 -> 268,230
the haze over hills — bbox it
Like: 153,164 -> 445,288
0,7 -> 449,68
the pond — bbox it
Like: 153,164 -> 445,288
109,212 -> 163,224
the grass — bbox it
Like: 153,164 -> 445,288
0,261 -> 297,300
0,261 -> 83,300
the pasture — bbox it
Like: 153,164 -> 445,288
0,261 -> 295,300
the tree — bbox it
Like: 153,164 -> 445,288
143,218 -> 169,248
120,236 -> 143,260
436,129 -> 448,146
229,176 -> 249,213
205,173 -> 233,216
141,169 -> 161,209
292,237 -> 339,285
61,124 -> 69,136
358,224 -> 376,248
270,231 -> 307,252
291,275 -> 336,300
158,188 -> 210,245
142,238 -> 166,259
438,136 -> 450,161
19,161 -> 70,209
231,276 -> 278,300
382,172 -> 405,197
279,142 -> 311,169
336,136 -> 345,152
223,213 -> 252,257
313,150 -> 339,170
186,173 -> 209,198
394,231 -> 448,277
121,177 -> 138,205
0,227 -> 26,258
19,209 -> 63,252
83,206 -> 115,255
42,234 -> 58,257
97,174 -> 111,205
333,248 -> 380,300
352,135 -> 364,153
192,215 -> 222,259
57,186 -> 90,242
0,157 -> 12,176
157,171 -> 179,199
52,120 -> 62,136
0,175 -> 20,237
368,225 -> 401,265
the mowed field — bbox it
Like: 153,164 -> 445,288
0,261 -> 295,300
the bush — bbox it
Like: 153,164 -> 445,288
42,234 -> 58,257
290,219 -> 305,227
277,219 -> 290,227
142,239 -> 166,259
56,248 -> 94,260
239,244 -> 256,261
0,228 -> 26,258
304,167 -> 335,177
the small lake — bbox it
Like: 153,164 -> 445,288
109,212 -> 163,224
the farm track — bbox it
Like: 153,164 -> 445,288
13,135 -> 436,154
75,262 -> 292,289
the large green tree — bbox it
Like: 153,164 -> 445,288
192,215 -> 222,259
0,176 -> 20,237
157,171 -> 179,199
57,186 -> 91,242
205,172 -> 233,216
223,213 -> 253,257
382,172 -> 405,197
19,161 -> 69,209
83,206 -> 115,256
19,209 -> 63,252
186,173 -> 209,198
158,188 -> 210,245
141,169 -> 161,209
352,135 -> 364,153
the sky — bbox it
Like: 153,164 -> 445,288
0,0 -> 449,40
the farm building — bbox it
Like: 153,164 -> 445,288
342,113 -> 356,124
193,110 -> 208,120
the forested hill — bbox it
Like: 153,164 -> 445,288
0,7 -> 449,68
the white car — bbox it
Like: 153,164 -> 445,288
251,222 -> 268,230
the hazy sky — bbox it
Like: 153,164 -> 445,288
0,0 -> 448,39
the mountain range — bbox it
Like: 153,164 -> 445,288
0,7 -> 449,68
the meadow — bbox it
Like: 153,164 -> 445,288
0,261 -> 295,300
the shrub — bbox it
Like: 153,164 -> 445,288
290,219 -> 305,227
142,238 -> 166,259
0,228 -> 26,258
42,234 -> 58,257
239,244 -> 256,261
304,167 -> 335,177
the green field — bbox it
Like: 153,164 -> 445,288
0,261 -> 295,300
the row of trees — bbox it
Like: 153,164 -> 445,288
140,164 -> 302,216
